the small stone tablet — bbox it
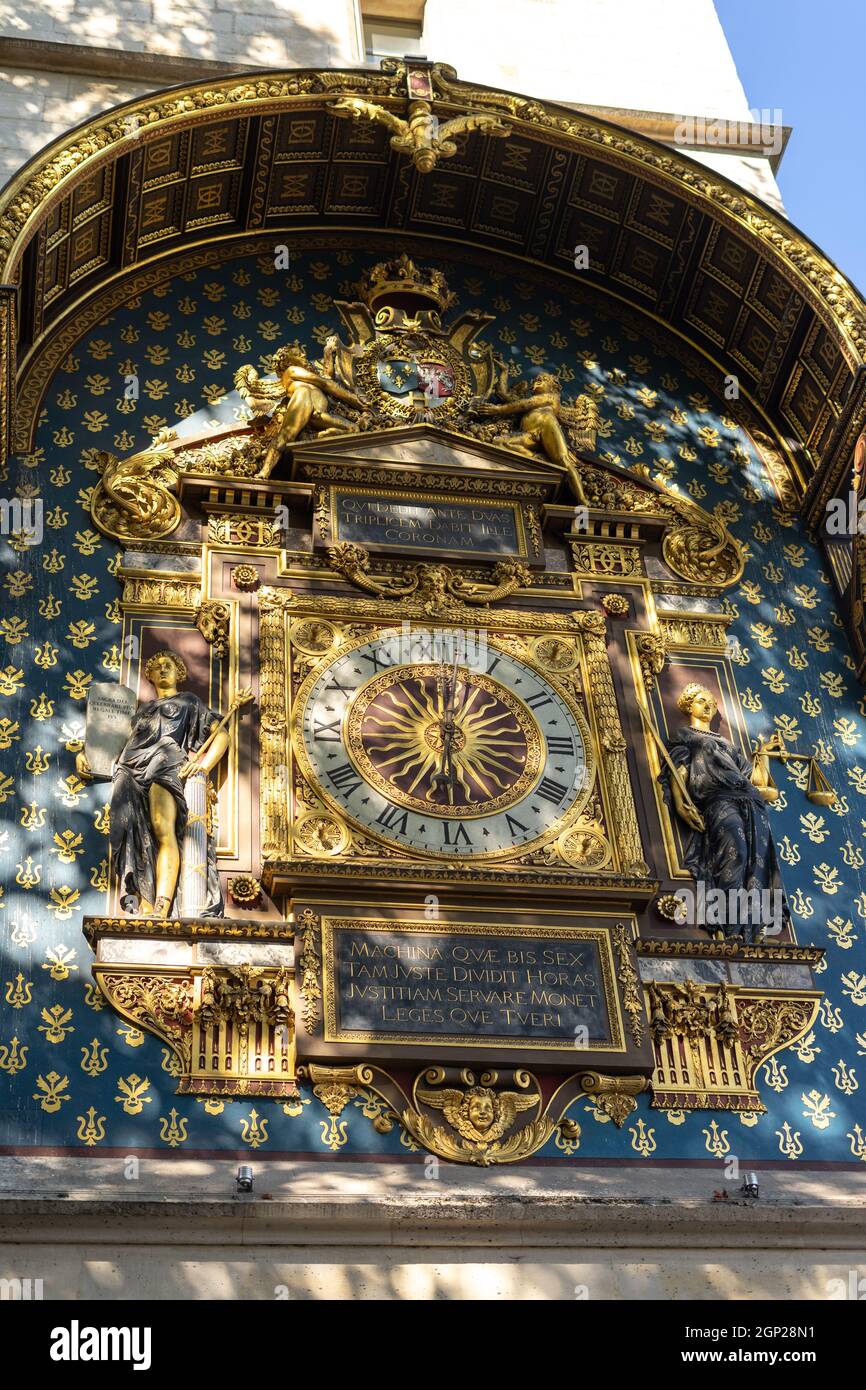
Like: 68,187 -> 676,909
84,683 -> 137,778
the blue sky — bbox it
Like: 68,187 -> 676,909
716,0 -> 866,294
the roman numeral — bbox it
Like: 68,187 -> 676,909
312,715 -> 342,741
361,649 -> 394,672
505,814 -> 529,836
324,675 -> 353,695
525,691 -> 553,710
486,655 -> 502,675
375,804 -> 409,835
326,763 -> 362,795
536,776 -> 568,804
547,736 -> 573,755
441,821 -> 472,847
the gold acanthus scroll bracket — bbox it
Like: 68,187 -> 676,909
327,541 -> 531,614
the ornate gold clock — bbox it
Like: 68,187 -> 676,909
292,631 -> 595,860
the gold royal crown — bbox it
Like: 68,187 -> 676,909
356,254 -> 456,315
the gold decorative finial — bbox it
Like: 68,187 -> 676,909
330,92 -> 511,174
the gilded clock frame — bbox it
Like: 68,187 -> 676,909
290,631 -> 597,859
259,587 -> 649,882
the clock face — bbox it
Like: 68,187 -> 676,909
293,632 -> 594,859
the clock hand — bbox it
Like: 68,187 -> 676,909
430,650 -> 462,801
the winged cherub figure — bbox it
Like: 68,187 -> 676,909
234,345 -> 367,477
471,370 -> 596,504
330,96 -> 511,174
416,1084 -> 538,1149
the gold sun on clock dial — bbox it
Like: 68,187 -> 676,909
293,632 -> 595,859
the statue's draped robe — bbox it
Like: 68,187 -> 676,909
659,725 -> 790,939
110,691 -> 223,914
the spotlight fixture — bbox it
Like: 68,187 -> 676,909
740,1172 -> 759,1199
236,1165 -> 253,1193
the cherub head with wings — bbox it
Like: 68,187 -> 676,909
417,1083 -> 538,1146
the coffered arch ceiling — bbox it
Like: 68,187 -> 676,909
0,61 -> 864,517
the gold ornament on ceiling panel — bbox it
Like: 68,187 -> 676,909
329,91 -> 512,175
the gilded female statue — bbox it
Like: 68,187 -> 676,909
78,651 -> 248,918
659,682 -> 789,942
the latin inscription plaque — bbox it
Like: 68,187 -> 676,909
331,489 -> 526,557
319,918 -> 623,1056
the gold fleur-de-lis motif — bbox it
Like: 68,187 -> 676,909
159,1109 -> 189,1148
33,642 -> 59,669
240,1108 -> 269,1150
319,1115 -> 349,1152
800,812 -> 829,842
80,1039 -> 109,1076
827,916 -> 857,949
117,1024 -> 145,1047
38,1005 -> 74,1043
89,858 -> 110,892
10,919 -> 35,948
82,982 -> 106,1012
19,801 -> 46,830
841,972 -> 866,1006
56,774 -> 86,808
801,1090 -> 836,1130
281,1095 -> 310,1118
75,1107 -> 107,1146
47,886 -> 81,919
847,1126 -> 866,1162
778,836 -> 800,864
42,946 -> 77,981
775,1122 -> 803,1160
4,974 -> 33,1009
832,1060 -> 858,1095
0,1036 -> 28,1074
160,1047 -> 181,1078
701,1120 -> 731,1158
15,857 -> 41,889
0,716 -> 20,746
33,1071 -> 70,1113
24,745 -> 50,775
763,1056 -> 789,1091
50,829 -> 83,863
628,1118 -> 657,1158
115,1074 -> 152,1115
819,999 -> 845,1033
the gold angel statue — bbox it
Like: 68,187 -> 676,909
330,96 -> 511,174
234,344 -> 367,477
471,369 -> 599,504
89,428 -> 182,543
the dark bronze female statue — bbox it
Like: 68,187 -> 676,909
659,682 -> 789,942
78,650 -> 245,918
